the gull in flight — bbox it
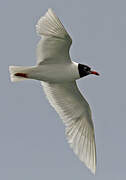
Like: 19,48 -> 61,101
9,9 -> 99,174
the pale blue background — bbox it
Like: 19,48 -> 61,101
0,0 -> 126,179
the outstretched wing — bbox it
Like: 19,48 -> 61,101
36,9 -> 72,65
41,81 -> 96,174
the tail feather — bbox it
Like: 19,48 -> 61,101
9,66 -> 30,82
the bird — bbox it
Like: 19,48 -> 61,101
9,8 -> 99,174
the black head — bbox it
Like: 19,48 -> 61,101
78,64 -> 99,78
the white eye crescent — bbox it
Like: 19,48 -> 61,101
84,66 -> 90,71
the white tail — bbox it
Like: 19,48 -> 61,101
9,66 -> 31,82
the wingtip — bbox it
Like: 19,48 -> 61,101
48,8 -> 53,13
84,160 -> 96,175
90,167 -> 96,175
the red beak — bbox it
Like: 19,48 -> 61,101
90,70 -> 100,76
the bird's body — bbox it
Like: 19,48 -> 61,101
9,9 -> 99,174
16,61 -> 79,83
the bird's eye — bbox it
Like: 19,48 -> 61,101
84,66 -> 90,71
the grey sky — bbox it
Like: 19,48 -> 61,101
1,0 -> 126,179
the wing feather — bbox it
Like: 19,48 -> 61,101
36,9 -> 72,65
41,81 -> 96,174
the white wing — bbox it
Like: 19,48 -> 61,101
41,81 -> 96,174
36,9 -> 72,65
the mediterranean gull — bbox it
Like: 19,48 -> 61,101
9,9 -> 99,174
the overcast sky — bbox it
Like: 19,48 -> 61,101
1,0 -> 126,179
